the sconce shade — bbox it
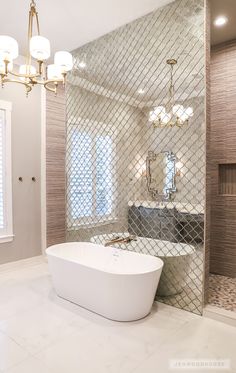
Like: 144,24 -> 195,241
154,106 -> 166,115
161,113 -> 171,124
185,107 -> 194,117
47,64 -> 63,80
173,105 -> 184,116
0,36 -> 19,60
30,36 -> 50,60
54,51 -> 73,72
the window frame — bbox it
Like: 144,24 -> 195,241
67,117 -> 117,228
0,100 -> 13,243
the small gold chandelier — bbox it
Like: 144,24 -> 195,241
149,59 -> 193,128
0,0 -> 73,95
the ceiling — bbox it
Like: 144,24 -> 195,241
0,0 -> 173,57
2,1 -> 236,61
210,0 -> 236,45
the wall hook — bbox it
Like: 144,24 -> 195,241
18,177 -> 23,182
32,177 -> 36,182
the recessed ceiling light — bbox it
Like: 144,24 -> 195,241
214,16 -> 228,27
138,88 -> 145,94
78,61 -> 86,68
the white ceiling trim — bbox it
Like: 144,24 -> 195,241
69,75 -> 204,110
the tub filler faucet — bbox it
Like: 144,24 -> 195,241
104,236 -> 137,247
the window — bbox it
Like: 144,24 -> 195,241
0,100 -> 13,243
68,124 -> 115,226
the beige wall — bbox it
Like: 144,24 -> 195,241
46,87 -> 66,248
0,84 -> 42,264
210,40 -> 236,278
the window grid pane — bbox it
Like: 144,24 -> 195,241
69,130 -> 93,219
96,136 -> 113,216
68,129 -> 114,221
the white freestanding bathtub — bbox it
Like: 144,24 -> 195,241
46,242 -> 164,321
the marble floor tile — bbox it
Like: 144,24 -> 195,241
35,327 -> 141,373
0,300 -> 90,354
0,256 -> 236,373
78,302 -> 199,360
4,357 -> 53,373
0,331 -> 29,372
0,283 -> 43,321
133,317 -> 236,373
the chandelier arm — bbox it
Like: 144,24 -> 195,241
27,78 -> 62,88
2,78 -> 32,93
8,70 -> 41,79
44,80 -> 62,93
45,86 -> 56,93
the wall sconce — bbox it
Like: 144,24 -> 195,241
175,161 -> 183,177
175,169 -> 181,177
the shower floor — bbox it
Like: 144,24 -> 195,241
209,274 -> 236,312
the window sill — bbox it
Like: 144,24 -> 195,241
0,234 -> 14,244
68,218 -> 118,229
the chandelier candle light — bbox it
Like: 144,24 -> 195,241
149,59 -> 193,128
0,0 -> 73,95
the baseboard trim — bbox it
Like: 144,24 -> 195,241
203,305 -> 236,327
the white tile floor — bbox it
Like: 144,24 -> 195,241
0,256 -> 235,373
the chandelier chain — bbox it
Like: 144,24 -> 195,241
27,6 -> 33,69
169,63 -> 175,109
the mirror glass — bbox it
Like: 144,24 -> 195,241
66,0 -> 205,316
146,151 -> 176,200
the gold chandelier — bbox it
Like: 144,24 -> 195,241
149,59 -> 193,128
0,0 -> 73,95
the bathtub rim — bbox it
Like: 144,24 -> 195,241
46,242 -> 164,277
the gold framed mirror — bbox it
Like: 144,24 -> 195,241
146,151 -> 177,200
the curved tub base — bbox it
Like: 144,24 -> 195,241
46,242 -> 164,322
